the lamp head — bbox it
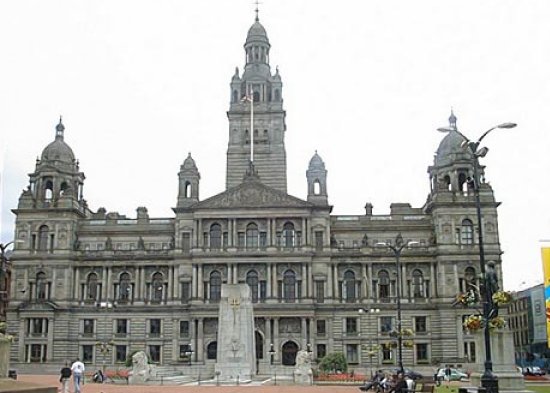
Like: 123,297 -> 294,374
497,122 -> 517,129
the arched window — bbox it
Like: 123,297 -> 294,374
207,342 -> 217,360
38,225 -> 49,251
184,182 -> 191,198
282,341 -> 299,366
246,270 -> 259,303
282,222 -> 295,248
458,172 -> 468,194
119,272 -> 131,301
246,223 -> 258,249
36,272 -> 47,300
378,270 -> 390,300
283,269 -> 296,303
60,182 -> 68,197
44,180 -> 53,201
461,219 -> 474,245
210,223 -> 222,250
152,272 -> 163,302
313,180 -> 321,195
209,271 -> 222,302
343,270 -> 356,302
411,269 -> 424,298
444,175 -> 451,191
87,272 -> 99,300
255,331 -> 264,360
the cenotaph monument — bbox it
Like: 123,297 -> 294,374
214,284 -> 256,382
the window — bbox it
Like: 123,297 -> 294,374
460,267 -> 477,293
317,320 -> 326,336
378,271 -> 390,300
342,270 -> 357,302
180,321 -> 190,337
411,270 -> 424,298
118,272 -> 131,301
461,219 -> 474,245
315,281 -> 325,303
116,319 -> 128,335
115,345 -> 127,363
415,316 -> 427,333
209,271 -> 222,302
246,223 -> 259,249
315,231 -> 323,251
283,269 -> 296,303
151,272 -> 163,303
36,272 -> 47,300
38,225 -> 49,251
149,319 -> 161,337
86,272 -> 99,301
346,317 -> 358,335
83,319 -> 94,336
210,223 -> 222,249
182,233 -> 191,252
346,344 -> 359,363
282,222 -> 295,248
238,232 -> 245,248
416,343 -> 428,362
381,343 -> 393,362
28,318 -> 48,336
149,345 -> 161,363
246,270 -> 259,303
207,342 -> 217,360
28,344 -> 47,362
180,344 -> 193,359
82,345 -> 93,362
381,316 -> 393,333
317,344 -> 326,359
181,282 -> 191,302
259,232 -> 267,249
464,341 -> 476,362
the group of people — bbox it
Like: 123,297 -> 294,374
360,370 -> 414,393
59,359 -> 106,393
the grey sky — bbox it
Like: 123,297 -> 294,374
1,0 -> 549,290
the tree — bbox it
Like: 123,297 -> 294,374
318,352 -> 348,373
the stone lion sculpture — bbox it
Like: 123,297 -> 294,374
294,349 -> 313,385
128,350 -> 151,384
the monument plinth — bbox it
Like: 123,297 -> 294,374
215,284 -> 256,382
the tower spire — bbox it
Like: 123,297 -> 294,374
55,115 -> 65,140
254,0 -> 261,21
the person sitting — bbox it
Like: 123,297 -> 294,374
92,369 -> 104,383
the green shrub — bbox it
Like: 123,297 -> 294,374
318,352 -> 348,373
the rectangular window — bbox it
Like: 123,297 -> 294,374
115,345 -> 127,363
182,233 -> 191,252
149,345 -> 161,363
223,232 -> 228,248
317,320 -> 326,336
260,232 -> 267,249
381,343 -> 393,362
415,316 -> 427,333
116,319 -> 128,335
346,344 -> 359,363
82,345 -> 94,362
150,319 -> 161,337
380,316 -> 393,333
464,341 -> 476,362
28,344 -> 47,362
259,281 -> 267,302
315,231 -> 323,250
315,281 -> 325,303
317,344 -> 327,359
180,321 -> 190,337
181,282 -> 191,302
238,233 -> 245,248
179,344 -> 192,359
416,343 -> 428,362
83,319 -> 94,336
346,317 -> 358,335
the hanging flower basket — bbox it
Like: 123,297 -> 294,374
402,328 -> 414,337
403,340 -> 414,348
463,315 -> 483,331
453,291 -> 478,307
492,291 -> 513,305
488,316 -> 505,330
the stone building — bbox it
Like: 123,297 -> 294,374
7,13 -> 514,378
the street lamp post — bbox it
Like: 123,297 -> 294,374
376,234 -> 418,374
269,343 -> 277,385
438,121 -> 516,393
359,308 -> 380,377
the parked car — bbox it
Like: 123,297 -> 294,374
436,368 -> 468,381
523,366 -> 545,376
382,368 -> 424,380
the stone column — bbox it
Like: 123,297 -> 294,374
198,219 -> 203,247
197,265 -> 203,300
168,267 -> 173,302
327,264 -> 333,300
227,264 -> 232,285
267,219 -> 271,246
267,263 -> 272,299
307,263 -> 313,298
105,266 -> 111,301
272,264 -> 278,300
362,263 -> 368,300
197,318 -> 204,362
273,318 -> 279,363
368,264 -> 373,299
301,264 -> 307,300
233,265 -> 238,284
192,265 -> 198,298
301,317 -> 307,348
74,267 -> 80,300
301,218 -> 306,246
47,317 -> 54,360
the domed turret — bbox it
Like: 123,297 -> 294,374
40,117 -> 76,165
177,153 -> 200,208
306,151 -> 328,205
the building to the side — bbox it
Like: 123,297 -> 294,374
7,13 -> 515,377
508,284 -> 549,368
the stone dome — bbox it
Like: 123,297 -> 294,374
40,121 -> 75,164
182,153 -> 198,170
434,130 -> 471,165
245,21 -> 269,45
308,151 -> 325,169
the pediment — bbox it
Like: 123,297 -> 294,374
195,180 -> 312,209
18,301 -> 58,312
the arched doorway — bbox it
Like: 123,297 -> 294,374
282,341 -> 299,366
207,341 -> 217,360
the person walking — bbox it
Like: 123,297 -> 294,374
444,365 -> 452,386
59,362 -> 72,393
71,358 -> 85,393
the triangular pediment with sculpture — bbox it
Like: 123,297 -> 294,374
195,178 -> 313,209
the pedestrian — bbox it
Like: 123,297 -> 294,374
59,362 -> 72,393
71,358 -> 85,393
444,365 -> 452,386
390,373 -> 408,393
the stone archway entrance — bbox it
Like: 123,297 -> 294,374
282,341 -> 298,366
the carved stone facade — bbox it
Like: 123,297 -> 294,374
6,12 -> 515,380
